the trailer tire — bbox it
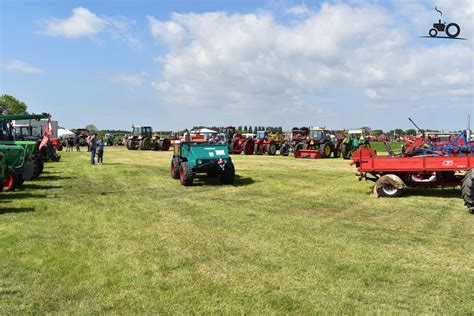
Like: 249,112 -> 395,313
179,162 -> 193,186
267,142 -> 277,156
220,164 -> 235,184
462,169 -> 474,212
375,174 -> 405,198
171,157 -> 180,179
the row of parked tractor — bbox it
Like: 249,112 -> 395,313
123,124 -> 368,159
0,113 -> 61,192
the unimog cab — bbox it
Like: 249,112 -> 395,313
171,135 -> 235,186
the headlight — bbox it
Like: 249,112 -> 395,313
197,160 -> 202,164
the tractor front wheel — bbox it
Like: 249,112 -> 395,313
179,162 -> 193,186
171,157 -> 180,179
140,138 -> 151,150
280,143 -> 290,156
220,164 -> 235,184
3,172 -> 15,192
127,139 -> 137,150
462,168 -> 474,213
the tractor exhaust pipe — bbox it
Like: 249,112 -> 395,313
467,114 -> 471,142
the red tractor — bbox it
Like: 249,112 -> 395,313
220,126 -> 254,155
351,120 -> 474,212
254,131 -> 280,155
280,127 -> 309,156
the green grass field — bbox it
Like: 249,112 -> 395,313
1,147 -> 473,313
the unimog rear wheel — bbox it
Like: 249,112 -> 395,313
179,162 -> 193,186
220,164 -> 235,184
171,157 -> 180,179
462,169 -> 474,213
267,142 -> 277,156
321,142 -> 332,158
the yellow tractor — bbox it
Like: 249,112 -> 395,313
126,125 -> 171,151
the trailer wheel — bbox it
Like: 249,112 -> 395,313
243,140 -> 254,155
179,162 -> 193,186
171,157 -> 180,179
220,164 -> 235,184
267,142 -> 277,156
462,169 -> 474,213
375,174 -> 405,198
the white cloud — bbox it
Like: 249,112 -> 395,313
39,7 -> 105,38
285,4 -> 310,16
148,1 -> 473,124
110,72 -> 147,88
4,59 -> 43,74
38,7 -> 141,47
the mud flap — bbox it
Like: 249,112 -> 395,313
373,174 -> 406,197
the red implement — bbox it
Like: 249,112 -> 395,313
294,149 -> 322,159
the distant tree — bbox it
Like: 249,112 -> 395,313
405,129 -> 417,135
278,127 -> 283,134
244,126 -> 248,132
254,126 -> 258,133
0,94 -> 28,114
371,129 -> 384,136
86,124 -> 97,132
238,126 -> 242,131
394,128 -> 403,135
248,126 -> 253,134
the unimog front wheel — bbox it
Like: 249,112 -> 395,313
462,169 -> 474,213
179,162 -> 193,186
171,158 -> 180,179
220,164 -> 235,185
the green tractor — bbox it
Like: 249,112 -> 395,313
340,129 -> 370,159
171,136 -> 235,186
127,125 -> 171,151
0,144 -> 30,191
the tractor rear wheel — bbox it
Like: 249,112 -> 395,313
267,142 -> 277,156
3,172 -> 15,192
13,174 -> 24,189
161,139 -> 171,151
321,142 -> 332,158
280,143 -> 290,156
243,140 -> 254,155
462,169 -> 474,213
140,138 -> 151,150
179,162 -> 193,186
294,143 -> 307,153
171,157 -> 180,179
220,164 -> 235,184
127,139 -> 137,150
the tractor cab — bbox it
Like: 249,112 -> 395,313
132,126 -> 152,138
309,127 -> 333,144
290,127 -> 309,141
256,131 -> 268,140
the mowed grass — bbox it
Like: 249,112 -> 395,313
1,147 -> 473,313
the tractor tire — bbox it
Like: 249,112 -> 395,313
280,143 -> 290,156
255,143 -> 263,155
3,172 -> 15,192
140,138 -> 151,150
161,139 -> 171,151
220,164 -> 235,184
321,142 -> 332,158
243,140 -> 254,155
179,162 -> 193,186
171,157 -> 180,179
267,142 -> 277,156
13,174 -> 24,189
333,147 -> 341,158
294,143 -> 307,154
207,171 -> 219,178
340,143 -> 350,159
376,174 -> 404,198
462,169 -> 474,213
127,139 -> 138,150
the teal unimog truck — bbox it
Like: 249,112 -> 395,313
171,137 -> 235,186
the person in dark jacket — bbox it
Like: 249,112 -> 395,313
89,133 -> 97,165
97,137 -> 104,165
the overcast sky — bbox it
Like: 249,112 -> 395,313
1,0 -> 472,131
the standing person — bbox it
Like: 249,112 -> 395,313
75,135 -> 81,152
97,137 -> 104,165
89,133 -> 97,165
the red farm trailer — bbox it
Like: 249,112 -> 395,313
351,126 -> 474,213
